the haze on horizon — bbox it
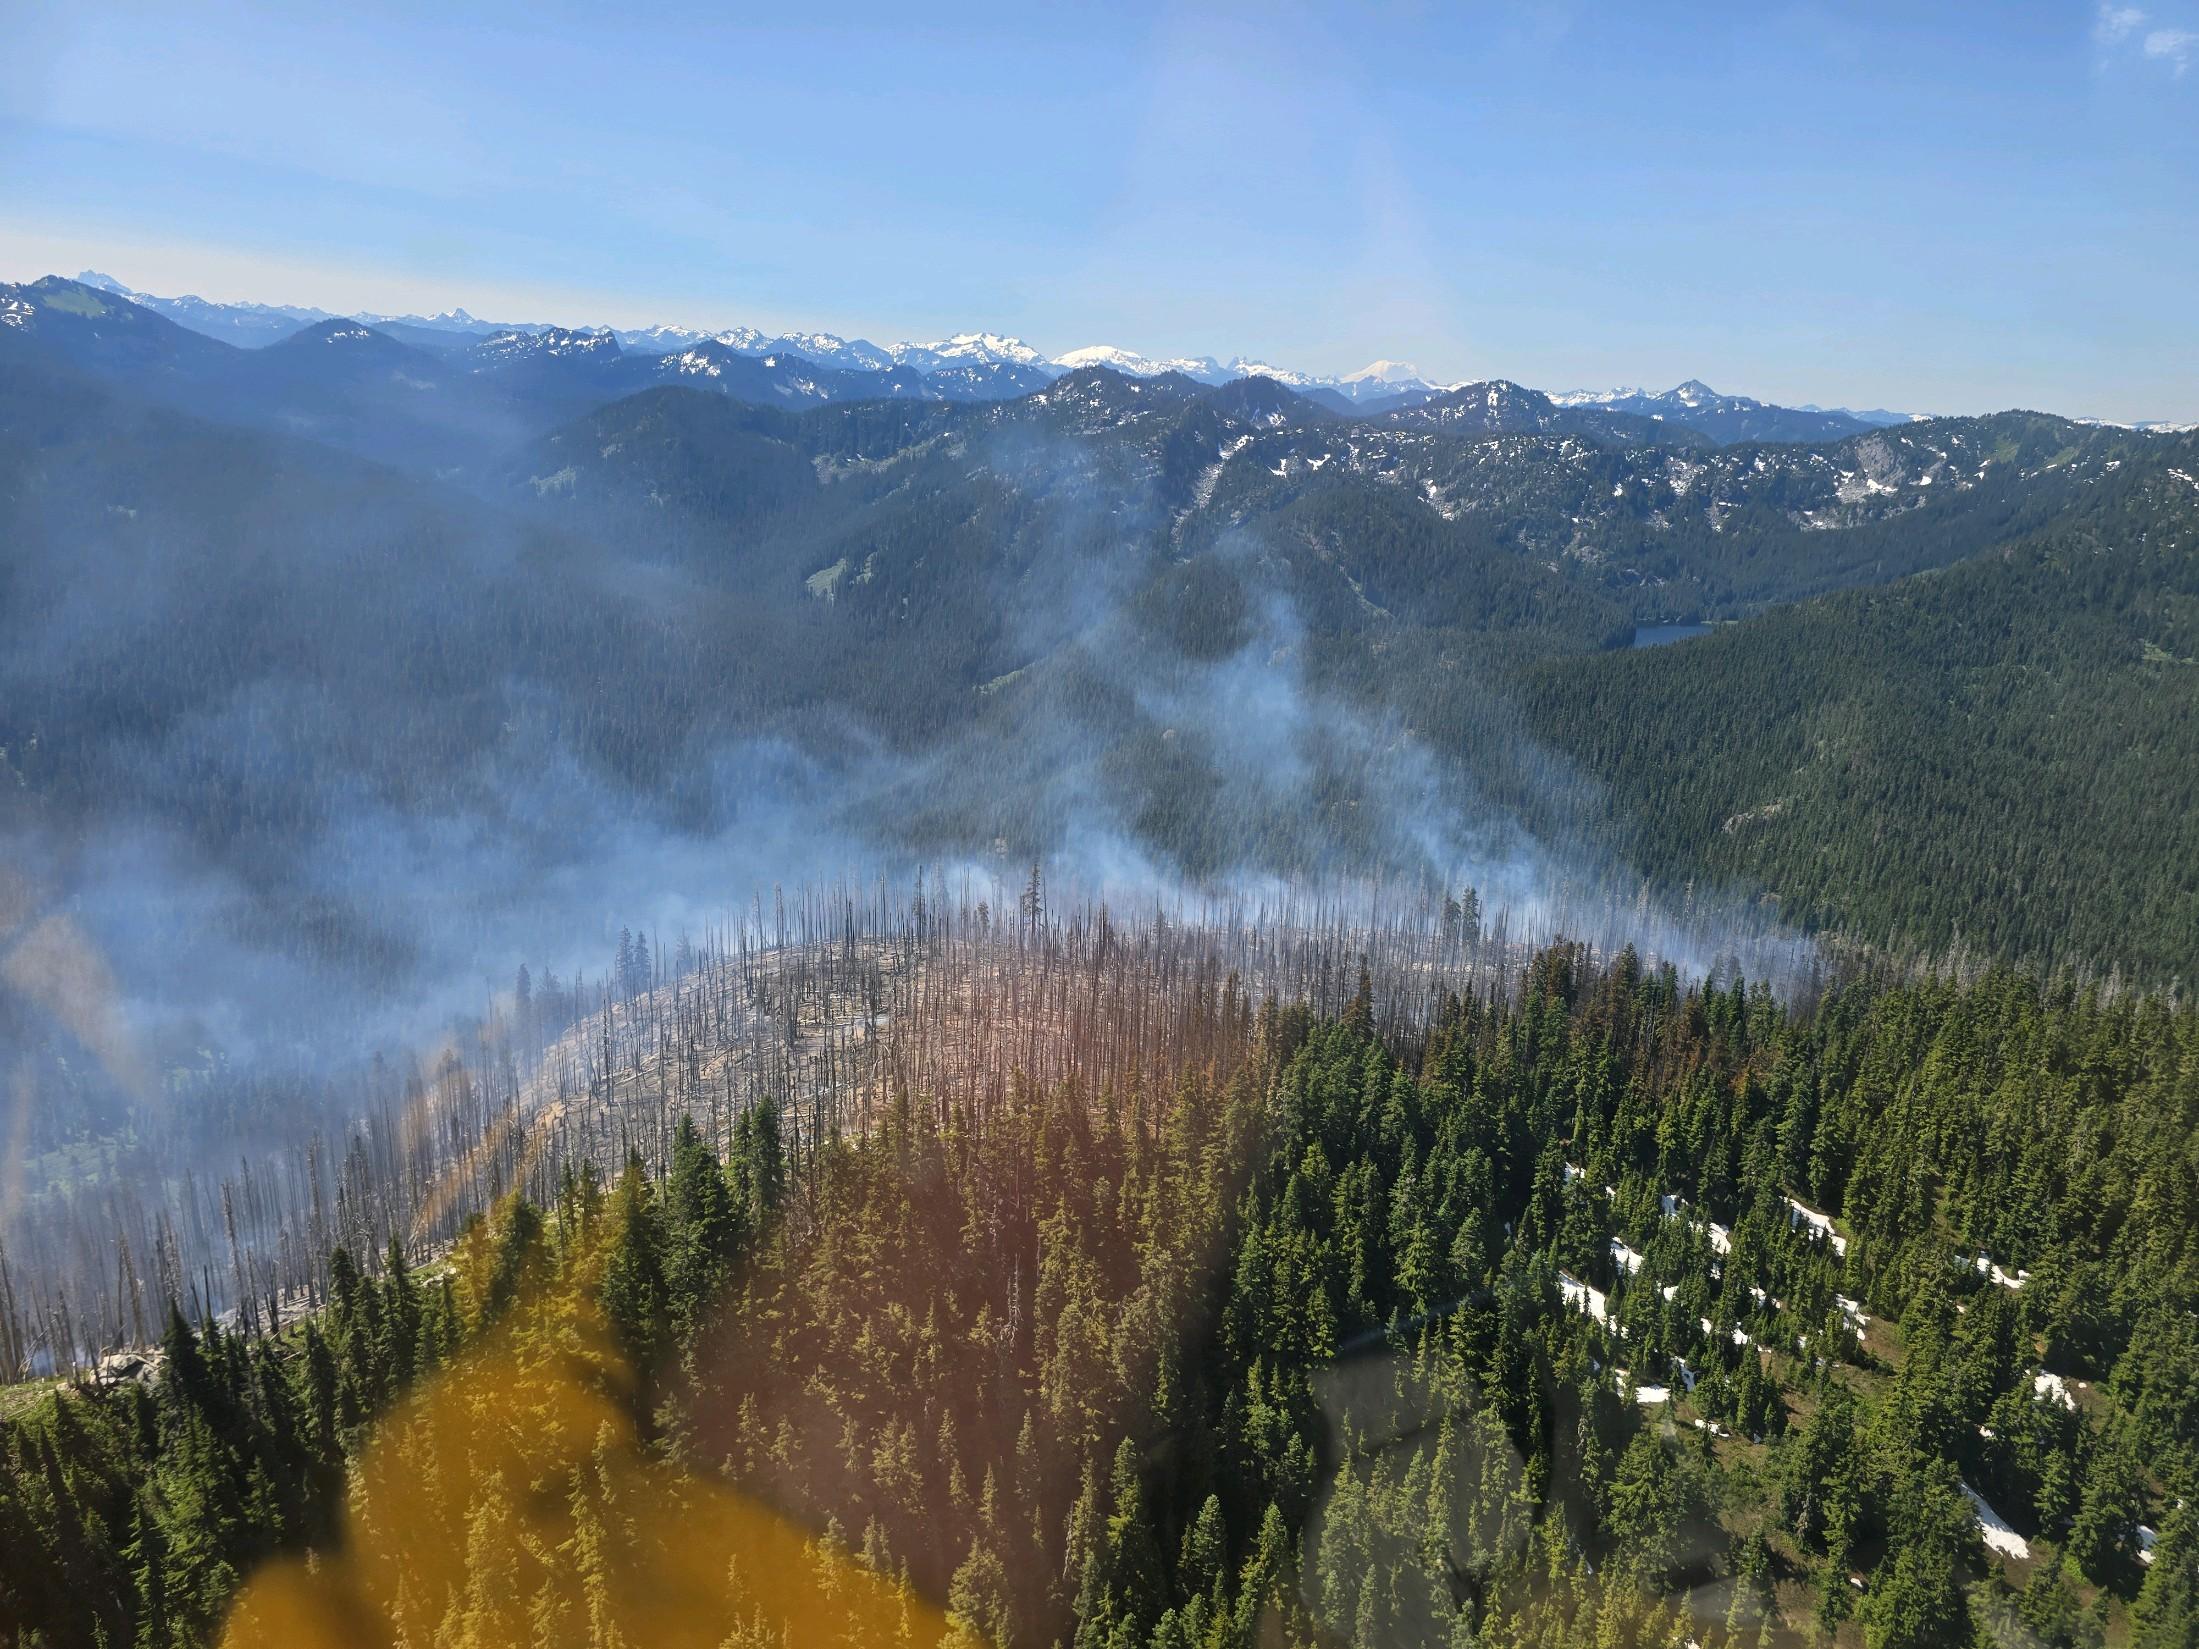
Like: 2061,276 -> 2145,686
3,0 -> 2197,424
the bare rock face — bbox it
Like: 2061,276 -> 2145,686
96,1348 -> 163,1387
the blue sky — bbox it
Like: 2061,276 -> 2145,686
2,2 -> 2195,419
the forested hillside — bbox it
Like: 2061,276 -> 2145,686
1524,442 -> 2199,979
6,5 -> 2197,1644
4,281 -> 2199,1649
5,275 -> 2195,1140
5,949 -> 2195,1647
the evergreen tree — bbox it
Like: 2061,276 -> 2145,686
482,1195 -> 548,1325
2130,1498 -> 2197,1649
664,1115 -> 742,1330
601,1156 -> 671,1377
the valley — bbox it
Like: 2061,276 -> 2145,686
0,266 -> 2194,1649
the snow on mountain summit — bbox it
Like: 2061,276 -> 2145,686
1225,357 -> 1321,388
892,332 -> 1048,370
1329,359 -> 1450,403
1548,385 -> 1646,407
36,271 -> 1951,432
1341,359 -> 1425,386
770,331 -> 894,372
473,325 -> 620,364
1052,345 -> 1227,382
70,270 -> 335,346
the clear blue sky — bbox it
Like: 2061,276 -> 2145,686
3,2 -> 2195,419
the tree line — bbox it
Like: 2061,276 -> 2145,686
5,943 -> 2195,1646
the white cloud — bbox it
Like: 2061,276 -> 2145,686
2144,26 -> 2197,69
2097,3 -> 2148,43
2096,4 -> 2196,75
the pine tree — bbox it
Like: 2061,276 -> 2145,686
2065,1432 -> 2146,1588
1234,1502 -> 1295,1644
483,1195 -> 548,1325
299,1320 -> 341,1464
1343,958 -> 1375,1040
665,1115 -> 742,1330
1099,1437 -> 1163,1640
159,1303 -> 216,1431
1180,1493 -> 1228,1606
736,1101 -> 787,1222
946,1534 -> 1017,1649
126,1489 -> 171,1648
601,1156 -> 671,1378
2130,1498 -> 2196,1648
1862,1536 -> 1970,1649
1605,1424 -> 1681,1580
379,1235 -> 421,1388
1020,862 -> 1045,933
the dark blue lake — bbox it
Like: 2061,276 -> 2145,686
1631,622 -> 1714,648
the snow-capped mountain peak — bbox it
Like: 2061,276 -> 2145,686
891,332 -> 1049,371
767,331 -> 893,372
1052,345 -> 1227,382
617,323 -> 770,355
71,270 -> 336,346
37,270 -> 1969,432
1224,357 -> 1320,388
353,305 -> 511,335
1327,359 -> 1450,403
1547,382 -> 1913,439
613,324 -> 706,352
1341,359 -> 1424,386
472,325 -> 621,366
1564,380 -> 1732,413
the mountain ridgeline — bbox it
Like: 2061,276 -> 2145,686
51,272 -> 1930,439
2,265 -> 2198,1649
4,275 -> 2190,1001
0,272 -> 2192,1100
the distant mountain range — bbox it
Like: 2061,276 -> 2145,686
5,254 -> 2196,1059
1546,380 -> 1914,443
11,272 -> 2191,481
51,268 -> 2043,440
0,276 -> 1065,470
72,271 -> 338,347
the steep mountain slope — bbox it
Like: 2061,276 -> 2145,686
369,318 -> 513,355
503,376 -> 2198,958
1522,438 -> 2199,976
0,281 -> 547,468
458,324 -> 637,426
1198,407 -> 2149,613
512,372 -> 2165,684
1051,344 -> 1228,380
480,328 -> 1060,413
1378,378 -> 1703,447
636,340 -> 930,406
7,283 -> 2194,992
489,370 -> 1630,873
910,359 -> 1056,399
0,362 -> 609,872
75,269 -> 332,346
1,274 -> 241,382
225,318 -> 520,467
1552,380 -> 1884,443
887,332 -> 1050,373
